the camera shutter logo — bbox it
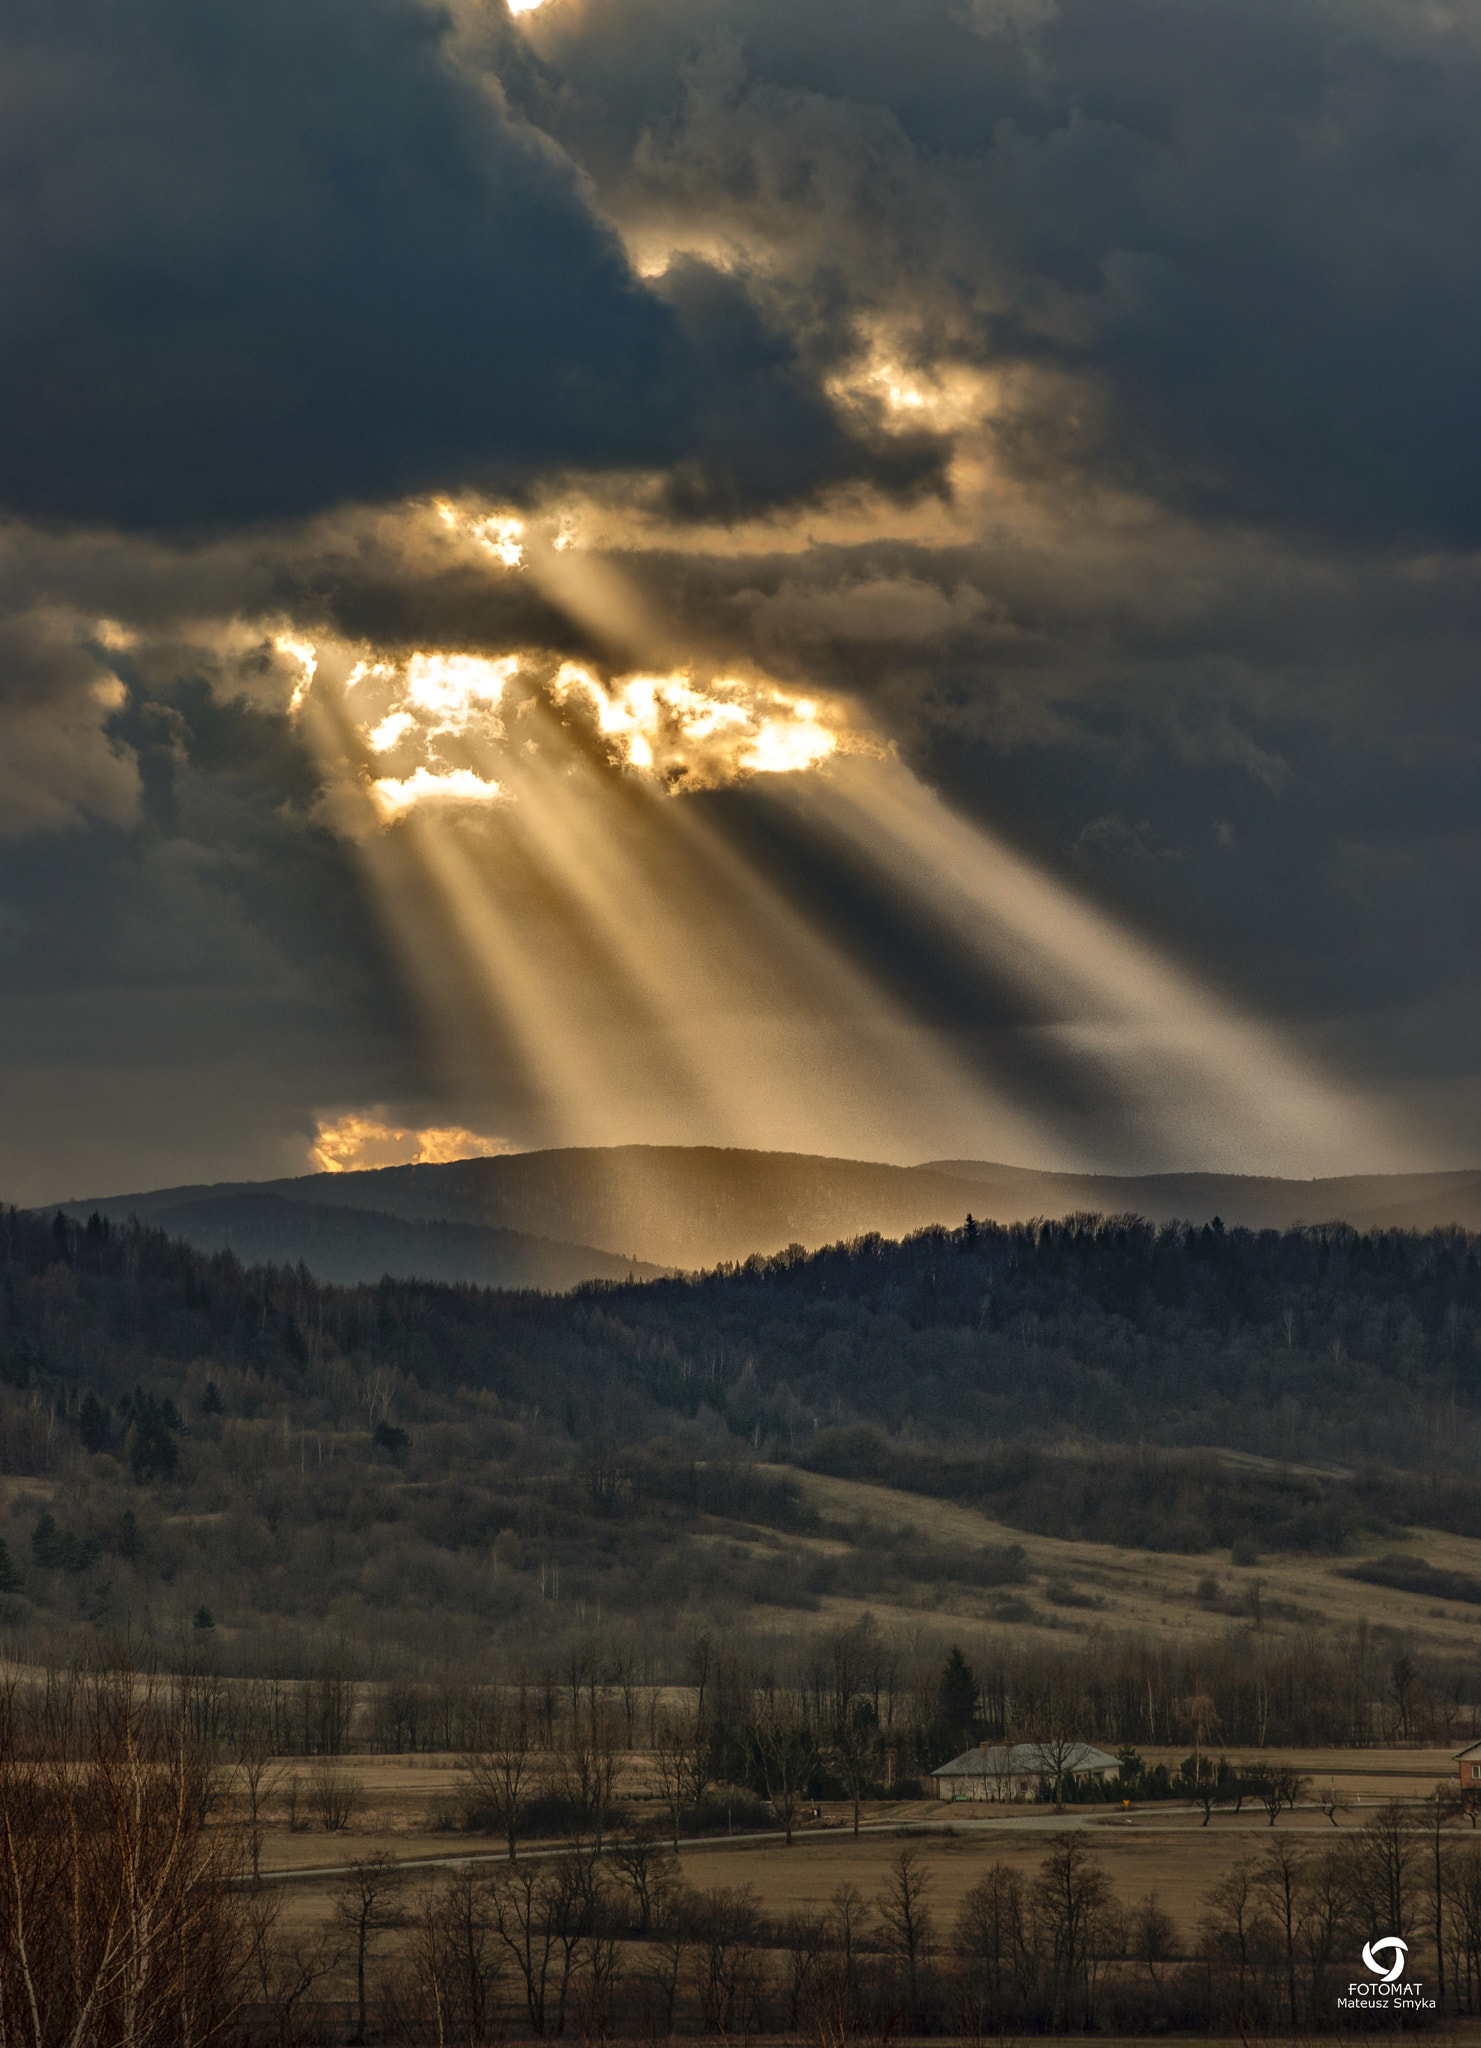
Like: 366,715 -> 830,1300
1363,1936 -> 1408,1983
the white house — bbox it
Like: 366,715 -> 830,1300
931,1740 -> 1122,1801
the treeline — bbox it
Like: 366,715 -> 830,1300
792,1430 -> 1481,1556
379,1817 -> 1481,2040
16,1606 -> 1474,1785
9,1202 -> 1481,1472
593,1210 -> 1481,1471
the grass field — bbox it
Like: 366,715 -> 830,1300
764,1465 -> 1481,1655
223,1458 -> 1481,2008
249,1742 -> 1473,2005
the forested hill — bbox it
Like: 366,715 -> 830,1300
8,1202 -> 1481,1663
595,1211 -> 1481,1475
5,1203 -> 1481,1478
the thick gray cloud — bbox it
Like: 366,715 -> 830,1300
0,0 -> 936,528
9,0 -> 1479,536
522,0 -> 1481,542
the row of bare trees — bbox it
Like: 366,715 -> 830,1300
313,1820 -> 1481,2041
17,1608 -> 1475,1778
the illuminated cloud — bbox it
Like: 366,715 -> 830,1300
367,767 -> 510,819
310,1112 -> 517,1173
278,583 -> 866,810
550,662 -> 848,787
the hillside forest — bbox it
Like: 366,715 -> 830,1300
2,1203 -> 1481,1758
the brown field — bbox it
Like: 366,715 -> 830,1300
763,1465 -> 1481,1655
238,1452 -> 1481,2001
251,1743 -> 1476,2001
9,1454 -> 1481,1667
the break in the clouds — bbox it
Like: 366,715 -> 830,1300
2,0 -> 1481,1201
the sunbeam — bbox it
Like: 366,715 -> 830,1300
275,537 -> 1407,1179
792,753 -> 1404,1173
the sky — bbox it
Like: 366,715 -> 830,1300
3,0 -> 1481,1202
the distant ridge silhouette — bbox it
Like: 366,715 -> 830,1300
62,1147 -> 1481,1284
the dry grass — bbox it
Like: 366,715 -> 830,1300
246,1738 -> 1475,1998
765,1465 -> 1481,1655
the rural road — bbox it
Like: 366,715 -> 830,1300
253,1800 -> 1404,1885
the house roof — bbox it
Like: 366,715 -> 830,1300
1455,1742 -> 1481,1761
931,1741 -> 1122,1779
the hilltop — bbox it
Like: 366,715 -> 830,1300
63,1144 -> 1481,1282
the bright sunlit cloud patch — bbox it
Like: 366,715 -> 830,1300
829,334 -> 1004,434
290,644 -> 519,816
551,662 -> 846,787
274,633 -> 319,711
309,1112 -> 517,1174
397,651 -> 516,726
367,765 -> 509,818
282,621 -> 860,814
435,499 -> 525,566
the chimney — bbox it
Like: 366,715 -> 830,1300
979,1741 -> 988,1755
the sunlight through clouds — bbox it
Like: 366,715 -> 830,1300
309,1111 -> 517,1173
269,556 -> 1403,1180
551,663 -> 847,786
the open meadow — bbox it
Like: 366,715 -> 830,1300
246,1738 -> 1478,2015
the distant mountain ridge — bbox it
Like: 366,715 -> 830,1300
61,1145 -> 1481,1283
125,1193 -> 666,1290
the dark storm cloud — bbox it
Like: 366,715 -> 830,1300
11,0 -> 1477,539
653,258 -> 943,518
0,0 -> 934,530
524,0 -> 1481,543
0,600 -> 432,1199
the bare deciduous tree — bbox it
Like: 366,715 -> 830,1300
0,1669 -> 257,2048
489,1849 -> 606,2037
308,1758 -> 361,1833
390,1870 -> 502,2047
778,1908 -> 829,2030
467,1698 -> 541,1862
249,1908 -> 343,2048
750,1700 -> 815,1847
877,1845 -> 936,2012
233,1725 -> 284,1881
559,1718 -> 621,1853
1029,1833 -> 1116,2030
1130,1890 -> 1180,2005
829,1711 -> 875,1837
612,1827 -> 680,1936
1354,1800 -> 1422,1939
691,1884 -> 767,2038
651,1713 -> 703,1849
825,1882 -> 871,2004
334,1851 -> 407,2044
953,1863 -> 1031,2025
